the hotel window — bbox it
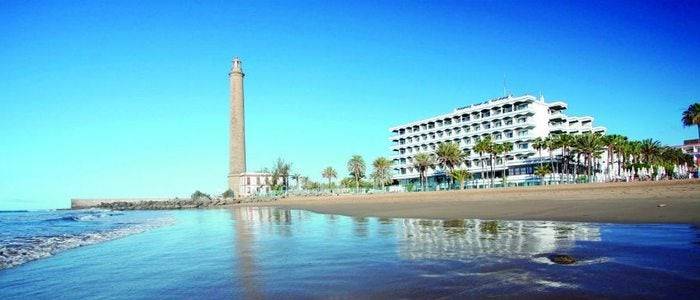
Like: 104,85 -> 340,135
461,115 -> 470,122
505,131 -> 513,138
517,117 -> 527,123
510,166 -> 533,175
518,143 -> 529,149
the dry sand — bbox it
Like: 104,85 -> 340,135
251,180 -> 700,224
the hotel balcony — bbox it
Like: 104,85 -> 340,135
547,101 -> 568,110
549,112 -> 566,121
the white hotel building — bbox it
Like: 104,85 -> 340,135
389,94 -> 607,188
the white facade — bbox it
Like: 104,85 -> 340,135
235,172 -> 275,197
389,94 -> 607,186
677,139 -> 700,177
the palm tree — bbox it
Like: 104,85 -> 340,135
347,155 -> 366,193
473,137 -> 493,188
682,103 -> 700,139
659,146 -> 686,179
552,133 -> 574,183
272,158 -> 291,191
488,143 -> 504,187
534,165 -> 551,185
291,173 -> 301,190
450,169 -> 471,190
435,142 -> 464,189
573,133 -> 604,182
601,134 -> 626,181
627,140 -> 643,180
413,153 -> 433,191
372,157 -> 393,190
545,136 -> 558,183
322,166 -> 337,191
500,142 -> 514,185
532,137 -> 547,167
640,139 -> 661,179
610,135 -> 628,179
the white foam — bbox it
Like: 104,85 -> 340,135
536,279 -> 578,289
0,217 -> 174,270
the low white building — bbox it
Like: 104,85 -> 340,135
677,139 -> 700,178
389,94 -> 607,188
233,172 -> 275,197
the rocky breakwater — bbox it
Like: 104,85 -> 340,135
95,197 -> 242,210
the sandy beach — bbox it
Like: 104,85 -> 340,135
254,180 -> 700,224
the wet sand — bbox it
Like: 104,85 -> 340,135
253,180 -> 700,224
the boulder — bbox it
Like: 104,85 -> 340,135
549,254 -> 576,265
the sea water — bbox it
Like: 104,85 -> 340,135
0,207 -> 698,298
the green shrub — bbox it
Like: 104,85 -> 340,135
191,190 -> 211,200
406,182 -> 415,192
222,189 -> 235,199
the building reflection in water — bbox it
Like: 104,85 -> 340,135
397,219 -> 601,260
228,205 -> 602,292
230,207 -> 263,299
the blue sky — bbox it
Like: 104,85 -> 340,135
1,1 -> 699,209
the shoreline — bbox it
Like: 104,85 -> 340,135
246,179 -> 700,225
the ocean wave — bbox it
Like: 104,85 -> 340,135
45,211 -> 111,222
0,217 -> 174,270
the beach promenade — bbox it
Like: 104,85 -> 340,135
258,179 -> 700,224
